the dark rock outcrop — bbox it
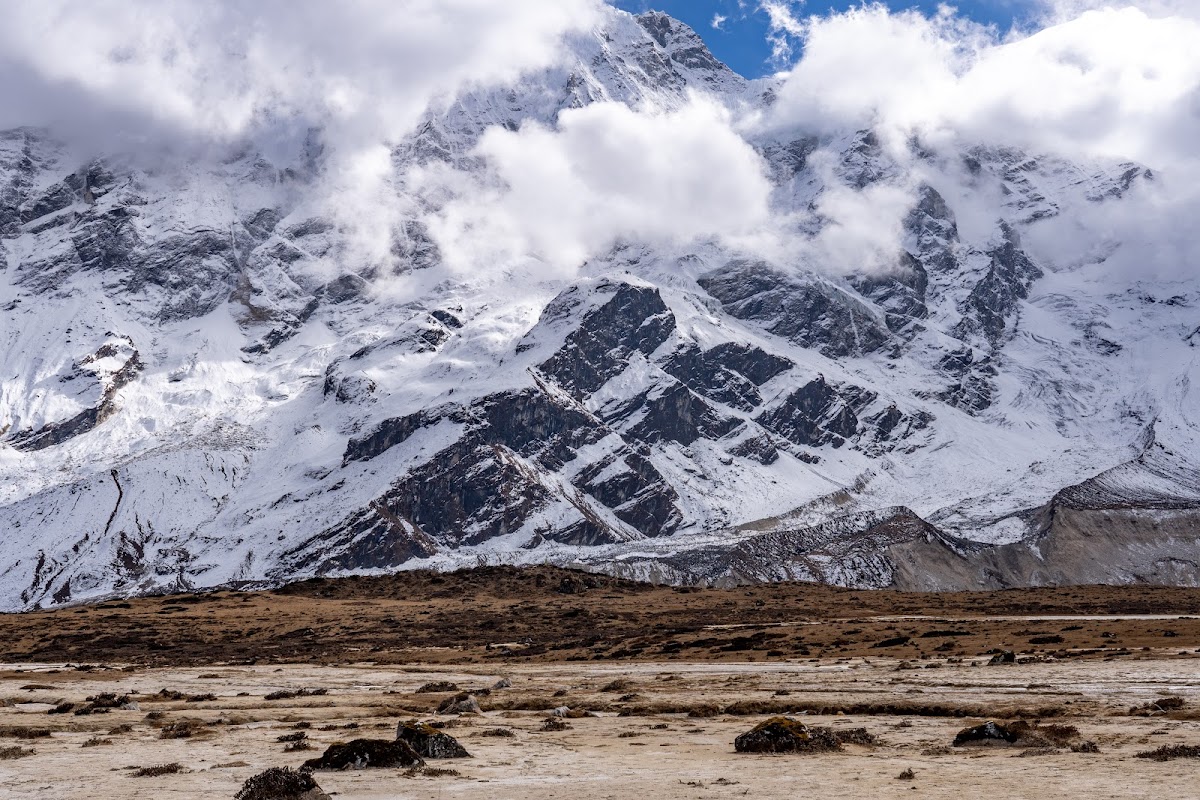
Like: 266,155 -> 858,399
955,222 -> 1042,346
754,376 -> 872,449
302,739 -> 424,770
699,261 -> 890,357
538,281 -> 676,397
953,721 -> 1019,747
661,343 -> 791,411
606,381 -> 741,446
396,720 -> 471,758
733,717 -> 843,754
9,338 -> 144,452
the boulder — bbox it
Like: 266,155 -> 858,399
415,681 -> 459,694
302,739 -> 424,770
987,650 -> 1015,665
733,717 -> 843,754
396,720 -> 471,759
952,721 -> 1019,747
234,767 -> 330,800
436,693 -> 482,715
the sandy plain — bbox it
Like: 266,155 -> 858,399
1,568 -> 1199,798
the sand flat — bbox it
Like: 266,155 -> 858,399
2,656 -> 1199,799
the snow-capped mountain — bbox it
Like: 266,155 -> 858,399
1,10 -> 1197,609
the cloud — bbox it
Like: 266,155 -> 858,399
765,2 -> 1200,167
760,1 -> 807,65
2,0 -> 1196,288
0,0 -> 612,281
712,13 -> 728,30
0,0 -> 604,150
759,1 -> 1200,278
417,98 -> 774,278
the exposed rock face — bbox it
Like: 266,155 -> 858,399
698,261 -> 891,358
537,281 -> 677,398
662,343 -> 792,411
956,223 -> 1043,346
9,335 -> 144,452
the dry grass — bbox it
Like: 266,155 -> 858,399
0,745 -> 35,760
158,719 -> 209,740
5,566 -> 1200,668
479,727 -> 516,738
132,763 -> 185,777
0,726 -> 51,739
1135,744 -> 1200,761
263,688 -> 328,701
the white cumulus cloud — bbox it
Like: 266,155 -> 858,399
419,98 -> 774,277
760,1 -> 1200,278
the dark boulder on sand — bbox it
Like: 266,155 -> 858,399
953,721 -> 1019,747
302,739 -> 424,770
733,717 -> 843,754
396,720 -> 471,759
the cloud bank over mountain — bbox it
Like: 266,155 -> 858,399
0,1 -> 1195,282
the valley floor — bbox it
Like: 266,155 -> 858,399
2,657 -> 1200,798
2,569 -> 1200,798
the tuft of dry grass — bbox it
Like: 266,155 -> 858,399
0,746 -> 36,760
1130,697 -> 1185,716
0,727 -> 51,739
479,727 -> 516,738
157,719 -> 208,740
185,693 -> 217,703
1135,744 -> 1200,761
235,767 -> 325,800
403,765 -> 462,778
132,763 -> 185,777
264,688 -> 328,701
414,681 -> 459,694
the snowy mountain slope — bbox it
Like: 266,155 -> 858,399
0,9 -> 1197,608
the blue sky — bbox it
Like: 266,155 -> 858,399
610,1 -> 1043,77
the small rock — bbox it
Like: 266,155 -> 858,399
492,678 -> 512,690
